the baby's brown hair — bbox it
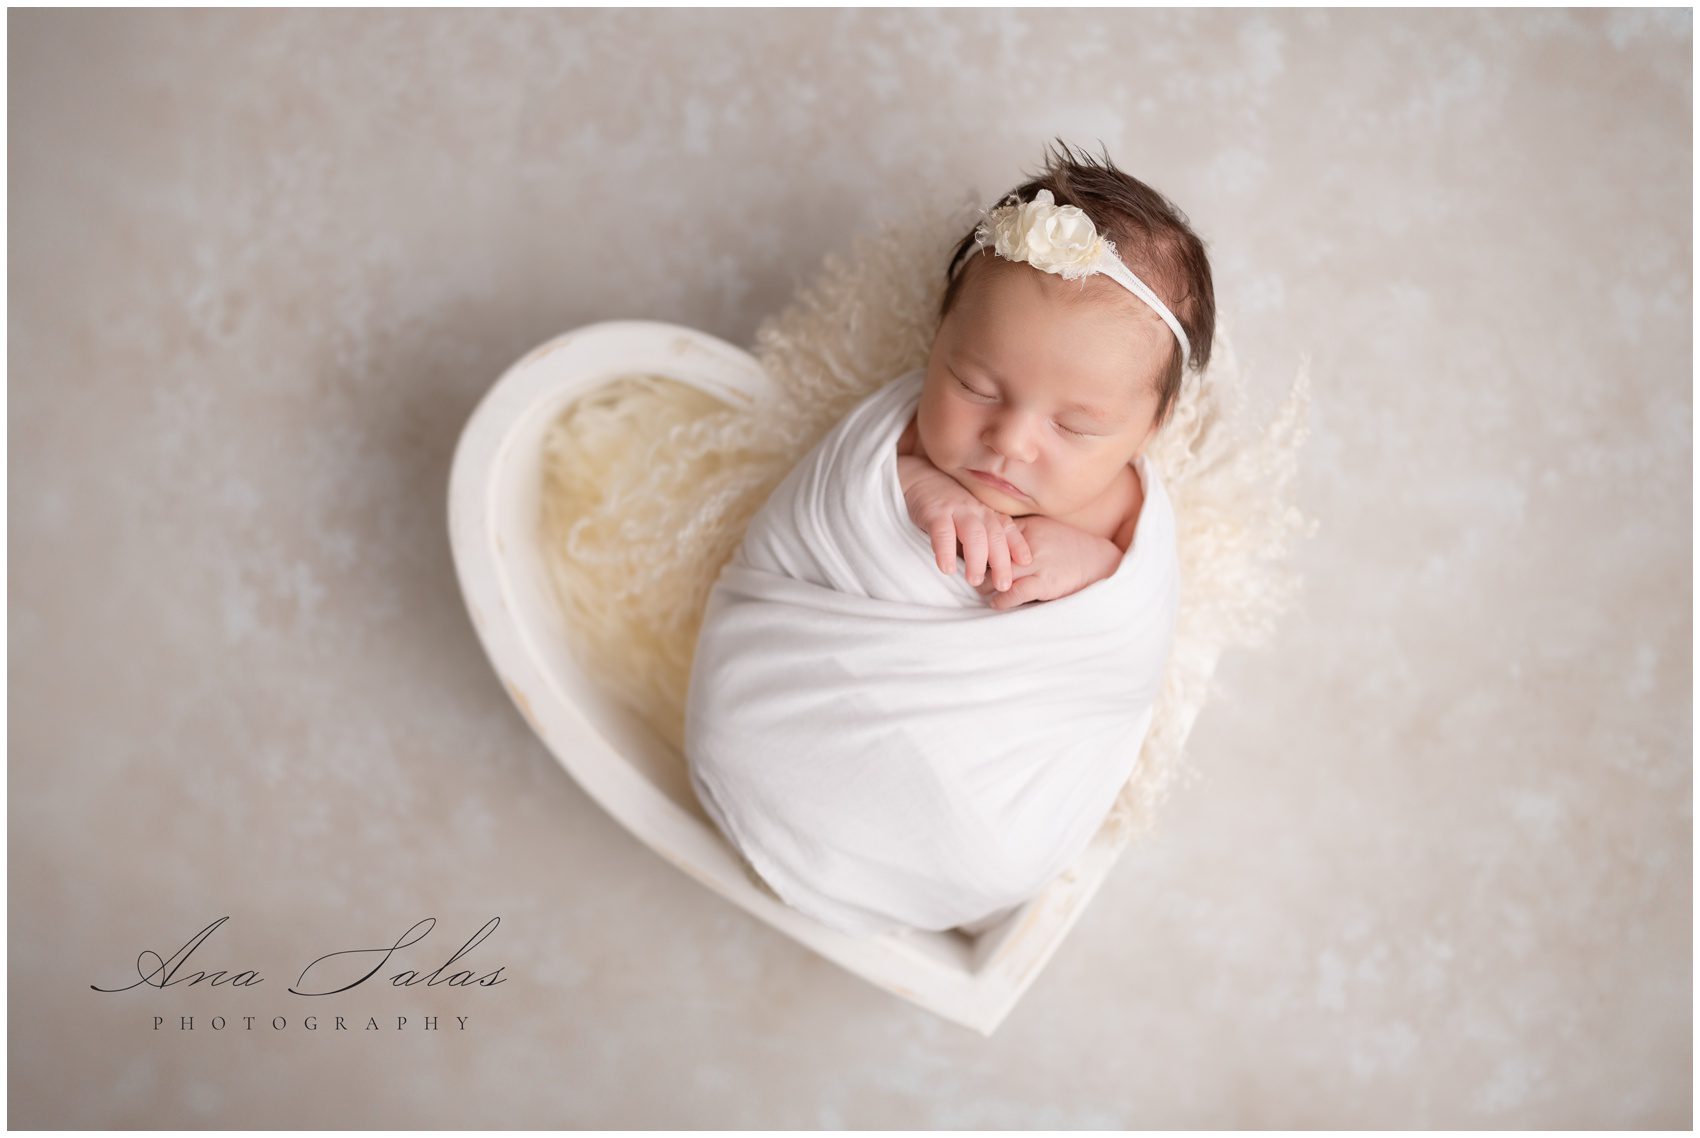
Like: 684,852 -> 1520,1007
939,139 -> 1216,432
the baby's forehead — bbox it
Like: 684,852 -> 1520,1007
958,260 -> 1169,364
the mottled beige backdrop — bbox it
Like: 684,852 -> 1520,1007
9,7 -> 1691,1129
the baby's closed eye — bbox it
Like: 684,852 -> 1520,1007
952,375 -> 1104,438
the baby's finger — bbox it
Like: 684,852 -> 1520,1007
990,576 -> 1044,611
927,519 -> 957,574
1006,523 -> 1033,566
974,568 -> 1010,595
959,516 -> 989,586
985,521 -> 1013,592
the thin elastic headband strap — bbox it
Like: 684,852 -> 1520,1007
1085,255 -> 1191,372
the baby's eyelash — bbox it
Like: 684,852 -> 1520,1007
957,376 -> 1095,438
954,376 -> 989,398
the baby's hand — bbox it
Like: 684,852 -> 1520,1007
973,514 -> 1123,611
897,456 -> 1033,590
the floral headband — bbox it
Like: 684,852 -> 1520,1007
972,188 -> 1192,370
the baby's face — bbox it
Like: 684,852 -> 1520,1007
916,256 -> 1169,520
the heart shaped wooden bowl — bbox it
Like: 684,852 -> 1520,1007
447,319 -> 1203,1035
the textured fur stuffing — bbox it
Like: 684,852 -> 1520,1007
539,195 -> 1315,848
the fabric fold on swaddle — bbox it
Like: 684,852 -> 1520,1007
684,367 -> 1180,936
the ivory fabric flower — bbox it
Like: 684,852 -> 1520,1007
978,189 -> 1110,278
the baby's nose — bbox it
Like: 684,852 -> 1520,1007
985,416 -> 1039,461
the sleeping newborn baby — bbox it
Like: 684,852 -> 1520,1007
898,229 -> 1167,610
685,143 -> 1215,937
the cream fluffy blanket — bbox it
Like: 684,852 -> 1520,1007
539,192 -> 1314,865
683,367 -> 1181,935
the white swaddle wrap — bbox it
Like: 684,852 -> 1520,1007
684,367 -> 1180,936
